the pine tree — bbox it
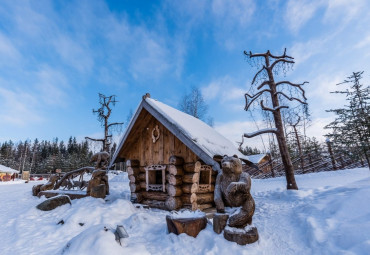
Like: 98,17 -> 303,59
325,71 -> 370,169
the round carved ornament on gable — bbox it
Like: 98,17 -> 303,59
152,125 -> 160,143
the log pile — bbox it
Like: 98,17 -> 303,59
127,160 -> 142,203
165,156 -> 184,210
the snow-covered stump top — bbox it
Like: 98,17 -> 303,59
166,210 -> 207,238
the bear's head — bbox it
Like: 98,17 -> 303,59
221,155 -> 242,176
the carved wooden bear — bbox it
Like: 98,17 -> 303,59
214,155 -> 255,228
90,151 -> 110,169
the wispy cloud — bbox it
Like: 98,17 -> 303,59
0,87 -> 43,126
285,0 -> 322,33
0,32 -> 21,66
215,120 -> 271,150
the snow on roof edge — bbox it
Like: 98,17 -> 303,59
0,164 -> 19,174
111,96 -> 250,167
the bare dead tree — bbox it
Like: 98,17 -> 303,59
287,114 -> 305,172
85,93 -> 123,152
243,49 -> 308,190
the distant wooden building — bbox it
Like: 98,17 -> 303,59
0,164 -> 19,181
243,153 -> 272,176
110,95 -> 248,211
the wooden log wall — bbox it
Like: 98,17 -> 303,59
165,156 -> 184,210
183,164 -> 218,211
180,161 -> 200,211
127,159 -> 218,211
127,160 -> 142,203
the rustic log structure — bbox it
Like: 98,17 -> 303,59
110,95 -> 249,211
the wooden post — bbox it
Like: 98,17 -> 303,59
326,139 -> 337,170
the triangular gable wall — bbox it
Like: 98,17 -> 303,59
117,108 -> 199,166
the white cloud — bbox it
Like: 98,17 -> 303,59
211,0 -> 255,27
201,76 -> 247,112
201,80 -> 222,101
35,66 -> 70,107
285,0 -> 322,33
324,0 -> 365,24
0,32 -> 21,65
215,120 -> 272,151
52,35 -> 94,73
355,35 -> 370,49
305,116 -> 334,141
0,87 -> 43,126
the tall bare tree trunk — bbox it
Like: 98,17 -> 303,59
243,49 -> 308,190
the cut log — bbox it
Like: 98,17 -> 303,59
223,226 -> 259,245
166,174 -> 182,186
183,173 -> 199,184
213,213 -> 229,234
142,191 -> 168,201
90,184 -> 106,199
165,197 -> 182,211
126,160 -> 140,167
182,183 -> 198,194
166,184 -> 183,197
193,203 -> 213,211
191,202 -> 198,211
192,193 -> 214,204
127,167 -> 140,176
131,193 -> 143,203
138,173 -> 146,182
142,199 -> 167,210
181,194 -> 192,204
190,193 -> 198,204
168,165 -> 184,176
139,181 -> 146,189
196,185 -> 215,193
129,183 -> 140,192
166,214 -> 207,237
169,156 -> 184,166
184,161 -> 201,173
129,175 -> 136,184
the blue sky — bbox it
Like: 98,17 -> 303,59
1,0 -> 370,149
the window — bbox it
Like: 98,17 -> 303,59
145,165 -> 166,192
198,165 -> 212,192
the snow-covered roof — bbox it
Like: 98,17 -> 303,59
111,97 -> 248,170
246,153 -> 270,164
0,164 -> 19,174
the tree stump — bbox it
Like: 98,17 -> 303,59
90,184 -> 106,199
36,195 -> 71,211
166,214 -> 207,238
213,213 -> 229,234
223,226 -> 259,245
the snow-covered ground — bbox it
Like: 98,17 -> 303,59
0,168 -> 369,255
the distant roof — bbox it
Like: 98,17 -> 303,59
0,164 -> 19,174
246,153 -> 270,164
111,97 -> 248,171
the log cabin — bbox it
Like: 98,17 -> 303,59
0,164 -> 19,181
243,153 -> 272,176
110,94 -> 249,211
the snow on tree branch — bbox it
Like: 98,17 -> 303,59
274,92 -> 307,104
243,128 -> 278,138
260,100 -> 289,112
244,89 -> 273,111
276,81 -> 308,100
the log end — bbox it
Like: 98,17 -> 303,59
223,226 -> 259,245
166,214 -> 207,238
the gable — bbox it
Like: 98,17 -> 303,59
118,109 -> 199,166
